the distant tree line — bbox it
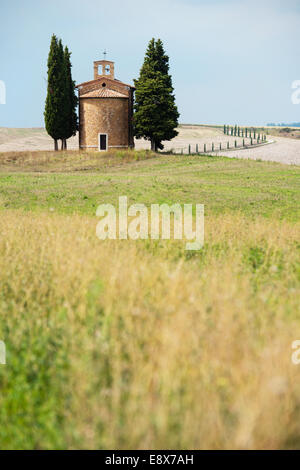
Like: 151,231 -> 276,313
44,34 -> 78,151
267,122 -> 300,127
223,125 -> 267,142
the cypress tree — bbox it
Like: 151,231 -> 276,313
61,46 -> 78,150
44,35 -> 66,151
57,39 -> 68,150
134,38 -> 179,152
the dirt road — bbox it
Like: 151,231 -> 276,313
212,136 -> 300,165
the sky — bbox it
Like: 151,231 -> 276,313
0,0 -> 300,127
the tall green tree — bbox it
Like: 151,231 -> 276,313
134,38 -> 179,152
44,35 -> 66,151
61,46 -> 78,150
44,35 -> 77,151
57,38 -> 68,150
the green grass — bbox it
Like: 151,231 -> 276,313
0,153 -> 299,220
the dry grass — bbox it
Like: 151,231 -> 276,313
0,149 -> 156,173
0,210 -> 299,449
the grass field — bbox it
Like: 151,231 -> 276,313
0,149 -> 299,449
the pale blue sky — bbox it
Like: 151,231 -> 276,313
0,0 -> 300,127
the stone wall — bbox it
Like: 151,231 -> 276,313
79,97 -> 129,149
